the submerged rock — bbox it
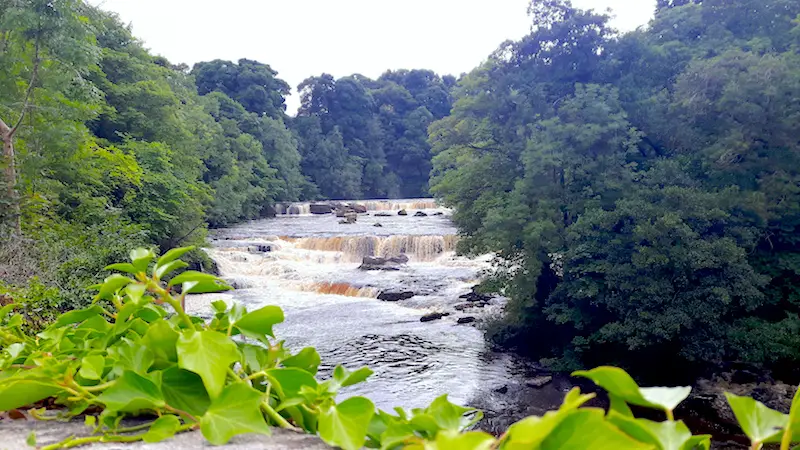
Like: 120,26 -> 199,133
459,288 -> 493,303
309,203 -> 332,214
433,212 -> 445,216
358,255 -> 409,271
378,291 -> 415,302
420,312 -> 446,322
373,223 -> 383,227
525,376 -> 553,388
374,212 -> 392,217
414,211 -> 428,217
457,316 -> 476,324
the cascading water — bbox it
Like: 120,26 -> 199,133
188,199 -> 528,412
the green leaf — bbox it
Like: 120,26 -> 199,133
161,367 -> 211,417
168,271 -> 222,287
157,246 -> 195,268
105,263 -> 140,274
319,396 -> 375,450
789,385 -> 800,442
0,379 -> 62,410
142,320 -> 179,367
211,300 -> 228,313
155,260 -> 188,279
95,371 -> 165,413
540,408 -> 653,449
53,305 -> 104,327
95,274 -> 135,300
282,347 -> 321,374
610,394 -> 634,417
574,366 -> 690,413
130,248 -> 156,272
200,382 -> 270,445
265,368 -> 318,398
26,432 -> 36,447
608,412 -> 694,450
640,387 -> 692,413
433,429 -> 496,450
725,392 -> 788,445
683,435 -> 712,450
0,303 -> 18,321
426,394 -> 477,431
177,330 -> 238,399
234,305 -> 284,340
79,355 -> 105,381
181,279 -> 232,295
143,415 -> 182,443
110,339 -> 154,374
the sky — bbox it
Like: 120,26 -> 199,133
91,0 -> 656,114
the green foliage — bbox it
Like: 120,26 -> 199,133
2,247 -> 800,450
431,0 -> 800,376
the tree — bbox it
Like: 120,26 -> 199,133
0,0 -> 99,232
193,59 -> 290,119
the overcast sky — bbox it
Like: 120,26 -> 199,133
91,0 -> 656,113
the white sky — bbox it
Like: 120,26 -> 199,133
91,0 -> 656,114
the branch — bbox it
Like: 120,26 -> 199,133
9,38 -> 39,138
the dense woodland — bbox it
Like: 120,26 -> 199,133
2,0 -> 800,382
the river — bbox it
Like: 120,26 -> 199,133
185,199 -> 552,416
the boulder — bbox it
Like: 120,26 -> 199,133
309,204 -> 332,214
457,316 -> 476,324
337,211 -> 356,224
459,288 -> 493,303
420,312 -> 446,322
358,255 -> 408,271
525,376 -> 553,388
375,212 -> 392,217
246,244 -> 273,253
377,291 -> 415,302
351,204 -> 368,213
414,211 -> 428,217
454,303 -> 473,311
398,209 -> 408,216
335,209 -> 347,217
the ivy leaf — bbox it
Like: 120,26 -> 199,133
574,366 -> 690,414
177,330 -> 238,399
265,368 -> 318,398
78,355 -> 105,381
540,408 -> 653,449
168,271 -> 223,287
95,274 -> 135,301
608,412 -> 697,450
161,367 -> 211,417
433,429 -> 496,450
130,248 -> 155,272
425,394 -> 477,431
0,379 -> 62,410
725,392 -> 788,446
143,415 -> 182,443
142,320 -> 179,368
200,382 -> 270,445
181,279 -> 232,295
156,246 -> 195,268
155,260 -> 188,279
282,347 -> 321,374
104,263 -> 139,274
234,305 -> 284,341
53,305 -> 104,327
0,303 -> 18,321
318,396 -> 375,450
95,371 -> 165,413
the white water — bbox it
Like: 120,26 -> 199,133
189,199 -> 517,410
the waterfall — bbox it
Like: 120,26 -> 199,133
291,235 -> 458,262
302,282 -> 380,298
274,199 -> 442,215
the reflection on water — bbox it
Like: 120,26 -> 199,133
189,199 -> 521,411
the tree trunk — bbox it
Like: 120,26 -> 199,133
0,123 -> 20,233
